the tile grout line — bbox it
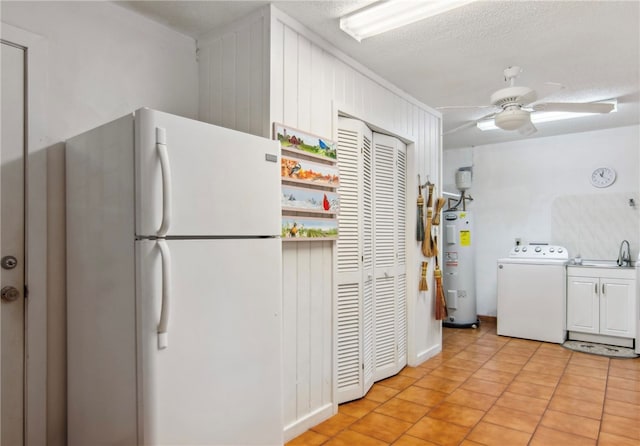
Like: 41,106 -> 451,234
598,357 -> 611,445
524,346 -> 572,445
294,325 -> 639,446
471,337 -> 542,446
448,327 -> 523,445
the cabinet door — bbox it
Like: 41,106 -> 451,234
600,278 -> 635,338
567,276 -> 599,334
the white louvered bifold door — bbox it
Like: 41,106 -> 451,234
395,145 -> 408,368
336,118 -> 373,403
361,128 -> 375,396
372,133 -> 407,381
336,119 -> 407,402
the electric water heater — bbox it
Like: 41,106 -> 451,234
442,210 -> 479,328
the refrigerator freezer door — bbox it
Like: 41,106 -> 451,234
135,108 -> 281,237
136,238 -> 283,445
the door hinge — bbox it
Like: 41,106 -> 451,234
24,285 -> 29,298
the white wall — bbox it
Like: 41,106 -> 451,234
198,5 -> 442,441
1,2 -> 198,444
198,7 -> 269,138
269,8 -> 442,440
444,125 -> 640,316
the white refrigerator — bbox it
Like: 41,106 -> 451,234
66,108 -> 283,446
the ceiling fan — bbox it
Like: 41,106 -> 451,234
441,66 -> 616,136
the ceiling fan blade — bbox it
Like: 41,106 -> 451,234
443,120 -> 478,135
534,82 -> 567,102
518,120 -> 537,136
443,111 -> 497,136
436,105 -> 494,111
533,102 -> 615,114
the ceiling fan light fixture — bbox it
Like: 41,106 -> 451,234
477,100 -> 618,131
493,106 -> 530,131
340,0 -> 476,42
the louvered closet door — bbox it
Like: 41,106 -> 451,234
372,133 -> 407,381
335,118 -> 373,403
361,125 -> 374,396
395,145 -> 407,367
335,119 -> 407,402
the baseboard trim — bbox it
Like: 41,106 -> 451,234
568,331 -> 633,348
283,403 -> 336,442
478,315 -> 496,324
410,343 -> 442,367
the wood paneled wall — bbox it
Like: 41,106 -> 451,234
198,8 -> 270,138
197,5 -> 443,441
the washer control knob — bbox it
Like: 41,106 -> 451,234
514,247 -> 520,252
535,246 -> 542,253
558,248 -> 563,253
549,248 -> 555,253
522,247 -> 527,252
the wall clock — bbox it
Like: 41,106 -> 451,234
590,167 -> 616,188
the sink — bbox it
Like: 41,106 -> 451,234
572,259 -> 636,268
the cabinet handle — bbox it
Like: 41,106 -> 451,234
595,283 -> 598,294
602,283 -> 605,295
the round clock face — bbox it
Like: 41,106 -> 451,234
591,167 -> 616,188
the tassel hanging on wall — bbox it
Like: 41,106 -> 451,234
432,197 -> 446,226
419,261 -> 428,291
422,209 -> 433,257
416,181 -> 425,242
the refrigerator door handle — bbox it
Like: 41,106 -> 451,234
157,239 -> 171,349
156,127 -> 172,236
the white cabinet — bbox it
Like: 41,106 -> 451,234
567,275 -> 599,334
567,267 -> 637,341
600,278 -> 635,337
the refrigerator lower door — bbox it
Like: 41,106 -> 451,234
136,238 -> 283,445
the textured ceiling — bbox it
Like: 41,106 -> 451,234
115,0 -> 640,149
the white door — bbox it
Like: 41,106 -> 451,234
372,133 -> 407,381
136,238 -> 283,445
567,276 -> 599,334
600,278 -> 635,338
335,119 -> 372,403
1,40 -> 26,446
395,143 -> 407,368
336,119 -> 408,401
361,125 -> 375,396
134,108 -> 281,238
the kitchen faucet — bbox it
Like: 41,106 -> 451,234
617,240 -> 631,267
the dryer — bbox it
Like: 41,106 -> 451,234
497,244 -> 569,343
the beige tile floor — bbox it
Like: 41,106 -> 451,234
287,319 -> 640,446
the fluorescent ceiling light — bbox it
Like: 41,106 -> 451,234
340,0 -> 476,42
476,101 -> 618,131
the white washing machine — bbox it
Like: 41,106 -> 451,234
497,244 -> 569,344
637,253 -> 640,355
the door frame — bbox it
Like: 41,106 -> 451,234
1,23 -> 47,446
